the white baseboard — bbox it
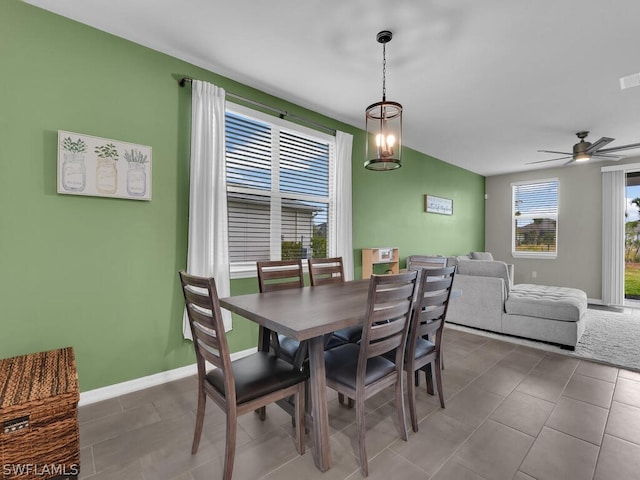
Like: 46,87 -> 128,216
79,347 -> 257,406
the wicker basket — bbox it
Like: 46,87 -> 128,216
0,347 -> 79,480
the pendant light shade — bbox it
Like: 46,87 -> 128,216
365,31 -> 403,171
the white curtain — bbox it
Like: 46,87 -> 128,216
183,80 -> 232,338
602,169 -> 625,306
334,131 -> 354,280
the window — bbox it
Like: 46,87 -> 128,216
512,179 -> 558,258
225,104 -> 335,276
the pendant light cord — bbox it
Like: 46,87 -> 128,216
382,42 -> 387,102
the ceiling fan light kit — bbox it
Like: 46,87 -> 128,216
529,131 -> 640,166
365,30 -> 403,171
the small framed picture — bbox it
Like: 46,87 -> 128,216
425,194 -> 453,215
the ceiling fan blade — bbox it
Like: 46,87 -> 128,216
590,153 -> 622,160
585,137 -> 614,153
562,159 -> 575,166
597,142 -> 640,154
526,156 -> 572,165
537,149 -> 572,155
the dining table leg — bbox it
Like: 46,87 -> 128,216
308,335 -> 331,471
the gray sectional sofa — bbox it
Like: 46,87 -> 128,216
421,253 -> 588,350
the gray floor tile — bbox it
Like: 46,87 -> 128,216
520,427 -> 599,480
431,461 -> 487,480
332,402 -> 406,464
491,390 -> 554,437
575,361 -> 618,383
262,437 -> 359,480
594,434 -> 640,480
562,373 -> 615,408
530,353 -> 579,381
605,400 -> 640,445
545,396 -> 608,445
390,411 -> 474,475
613,376 -> 640,408
470,364 -> 526,397
78,397 -> 122,424
452,419 -> 534,480
515,372 -> 569,403
441,385 -> 504,428
75,328 -> 640,480
618,369 -> 640,382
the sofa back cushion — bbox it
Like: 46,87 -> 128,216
470,251 -> 494,261
456,259 -> 512,295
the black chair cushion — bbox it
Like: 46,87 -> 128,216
279,333 -> 346,365
383,337 -> 436,364
324,344 -> 395,388
332,326 -> 363,344
278,334 -> 302,364
206,351 -> 307,404
414,337 -> 436,359
325,334 -> 348,350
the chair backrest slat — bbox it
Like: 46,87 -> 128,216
179,271 -> 234,396
257,259 -> 304,293
408,266 -> 456,358
407,255 -> 448,271
359,272 -> 418,365
308,257 -> 344,286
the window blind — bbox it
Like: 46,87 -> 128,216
225,109 -> 332,265
512,179 -> 558,255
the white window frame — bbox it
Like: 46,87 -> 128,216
511,178 -> 559,259
226,103 -> 336,278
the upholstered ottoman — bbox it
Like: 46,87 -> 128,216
501,284 -> 588,350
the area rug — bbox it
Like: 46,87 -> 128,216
446,307 -> 640,372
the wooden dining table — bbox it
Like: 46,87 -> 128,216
219,279 -> 371,472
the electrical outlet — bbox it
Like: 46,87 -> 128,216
532,271 -> 537,279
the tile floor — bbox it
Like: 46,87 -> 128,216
77,326 -> 640,480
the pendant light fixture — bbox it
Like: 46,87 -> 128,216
365,30 -> 403,171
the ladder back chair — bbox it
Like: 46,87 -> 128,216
406,255 -> 449,271
308,257 -> 363,343
405,266 -> 455,431
179,271 -> 306,480
323,271 -> 418,476
256,259 -> 308,368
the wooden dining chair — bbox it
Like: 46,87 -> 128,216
406,254 -> 450,371
406,255 -> 448,271
323,271 -> 418,476
403,266 -> 455,431
308,257 -> 363,343
256,259 -> 309,369
179,271 -> 307,480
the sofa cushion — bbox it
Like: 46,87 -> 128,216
470,251 -> 494,261
506,284 -> 587,322
457,259 -> 512,295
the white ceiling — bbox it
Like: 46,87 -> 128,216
24,0 -> 640,176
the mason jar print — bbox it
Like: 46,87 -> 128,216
124,148 -> 148,197
61,137 -> 88,192
62,152 -> 86,192
96,157 -> 118,194
94,143 -> 119,194
127,161 -> 147,196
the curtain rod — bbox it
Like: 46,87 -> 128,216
179,77 -> 337,136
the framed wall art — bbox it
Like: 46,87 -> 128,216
425,194 -> 453,215
57,130 -> 152,200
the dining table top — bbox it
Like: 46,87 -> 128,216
219,279 -> 371,341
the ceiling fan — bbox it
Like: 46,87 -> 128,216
527,131 -> 640,166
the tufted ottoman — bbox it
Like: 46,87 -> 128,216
501,284 -> 587,350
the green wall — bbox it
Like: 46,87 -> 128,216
0,0 -> 484,392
